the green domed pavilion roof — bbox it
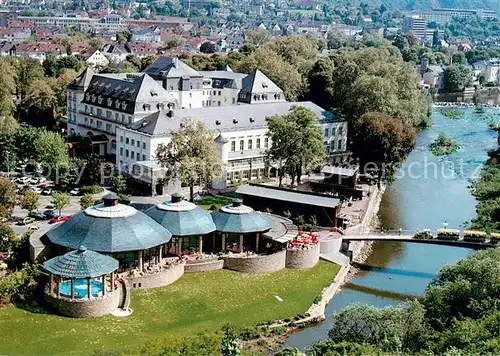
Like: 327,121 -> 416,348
211,199 -> 273,234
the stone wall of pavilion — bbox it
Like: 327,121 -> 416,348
285,244 -> 320,269
125,262 -> 184,289
44,288 -> 120,318
221,250 -> 286,273
184,259 -> 224,273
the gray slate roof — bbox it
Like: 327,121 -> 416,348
143,56 -> 201,79
68,67 -> 95,91
146,204 -> 216,236
46,209 -> 172,253
242,69 -> 283,94
236,184 -> 341,208
211,207 -> 274,234
82,73 -> 173,115
126,101 -> 333,137
43,246 -> 118,278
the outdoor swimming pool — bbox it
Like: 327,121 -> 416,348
59,279 -> 104,299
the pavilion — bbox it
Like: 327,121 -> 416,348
211,199 -> 274,253
146,193 -> 216,255
46,193 -> 172,272
43,246 -> 121,317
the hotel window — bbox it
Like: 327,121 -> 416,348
126,138 -> 129,144
142,154 -> 146,161
332,128 -> 336,136
128,116 -> 132,124
231,141 -> 235,151
324,128 -> 329,137
115,113 -> 119,121
121,114 -> 125,122
131,139 -> 135,146
339,126 -> 343,136
120,136 -> 123,143
106,123 -> 112,132
120,147 -> 123,155
264,137 -> 269,148
338,139 -> 342,150
256,138 -> 261,149
84,117 -> 88,124
97,108 -> 102,117
218,90 -> 221,96
239,140 -> 244,151
85,105 -> 88,112
248,139 -> 252,150
232,97 -> 236,104
202,91 -> 205,95
90,107 -> 94,114
125,149 -> 129,157
136,141 -> 140,148
143,142 -> 146,149
218,101 -> 221,106
131,151 -> 135,159
202,101 -> 205,107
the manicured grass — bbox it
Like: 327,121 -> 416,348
195,195 -> 233,211
0,261 -> 339,355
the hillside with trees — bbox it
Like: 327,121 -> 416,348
348,0 -> 500,13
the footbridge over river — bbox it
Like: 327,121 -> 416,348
342,230 -> 498,250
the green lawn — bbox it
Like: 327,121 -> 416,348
0,261 -> 339,355
195,195 -> 233,211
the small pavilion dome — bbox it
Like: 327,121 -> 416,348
146,193 -> 216,236
211,199 -> 273,234
47,194 -> 172,253
43,246 -> 118,278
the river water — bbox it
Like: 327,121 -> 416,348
284,108 -> 500,350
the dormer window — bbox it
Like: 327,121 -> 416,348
121,102 -> 127,110
107,98 -> 112,106
150,90 -> 157,96
216,120 -> 221,125
91,94 -> 96,103
157,103 -> 164,110
253,95 -> 258,101
85,93 -> 90,101
143,104 -> 151,111
115,100 -> 120,108
262,82 -> 268,88
97,96 -> 103,104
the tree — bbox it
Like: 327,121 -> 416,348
156,119 -> 222,201
89,37 -> 105,51
326,29 -> 348,49
35,130 -> 70,173
0,178 -> 16,220
432,30 -> 440,48
200,41 -> 216,54
51,192 -> 70,216
22,78 -> 59,126
79,193 -> 94,210
0,58 -> 16,117
266,106 -> 326,186
423,247 -> 500,330
443,64 -> 473,92
0,223 -> 18,252
351,112 -> 416,183
244,29 -> 271,46
307,57 -> 334,110
14,58 -> 44,101
21,191 -> 40,213
109,175 -> 127,194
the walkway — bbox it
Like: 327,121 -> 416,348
343,233 -> 497,249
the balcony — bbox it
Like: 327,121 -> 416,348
228,148 -> 266,160
79,121 -> 116,136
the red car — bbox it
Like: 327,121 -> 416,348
48,215 -> 72,224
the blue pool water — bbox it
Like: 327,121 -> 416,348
59,279 -> 103,299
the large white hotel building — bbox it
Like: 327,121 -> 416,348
67,57 -> 349,194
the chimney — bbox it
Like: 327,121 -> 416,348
232,198 -> 243,207
103,193 -> 119,207
172,57 -> 178,68
171,192 -> 183,203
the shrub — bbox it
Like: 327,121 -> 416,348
118,194 -> 131,205
80,185 -> 101,194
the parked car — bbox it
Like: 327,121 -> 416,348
19,217 -> 35,225
29,177 -> 39,185
49,215 -> 72,224
28,211 -> 45,220
27,225 -> 39,233
42,187 -> 53,195
70,188 -> 81,196
38,177 -> 47,184
29,186 -> 43,194
43,210 -> 59,219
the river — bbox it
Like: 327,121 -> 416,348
284,108 -> 500,350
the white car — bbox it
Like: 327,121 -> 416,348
70,188 -> 80,195
38,177 -> 47,183
30,186 -> 43,194
42,187 -> 52,195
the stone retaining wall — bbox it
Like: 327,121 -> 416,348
125,263 -> 184,289
184,259 -> 224,273
221,250 -> 286,273
44,288 -> 120,318
285,244 -> 320,269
